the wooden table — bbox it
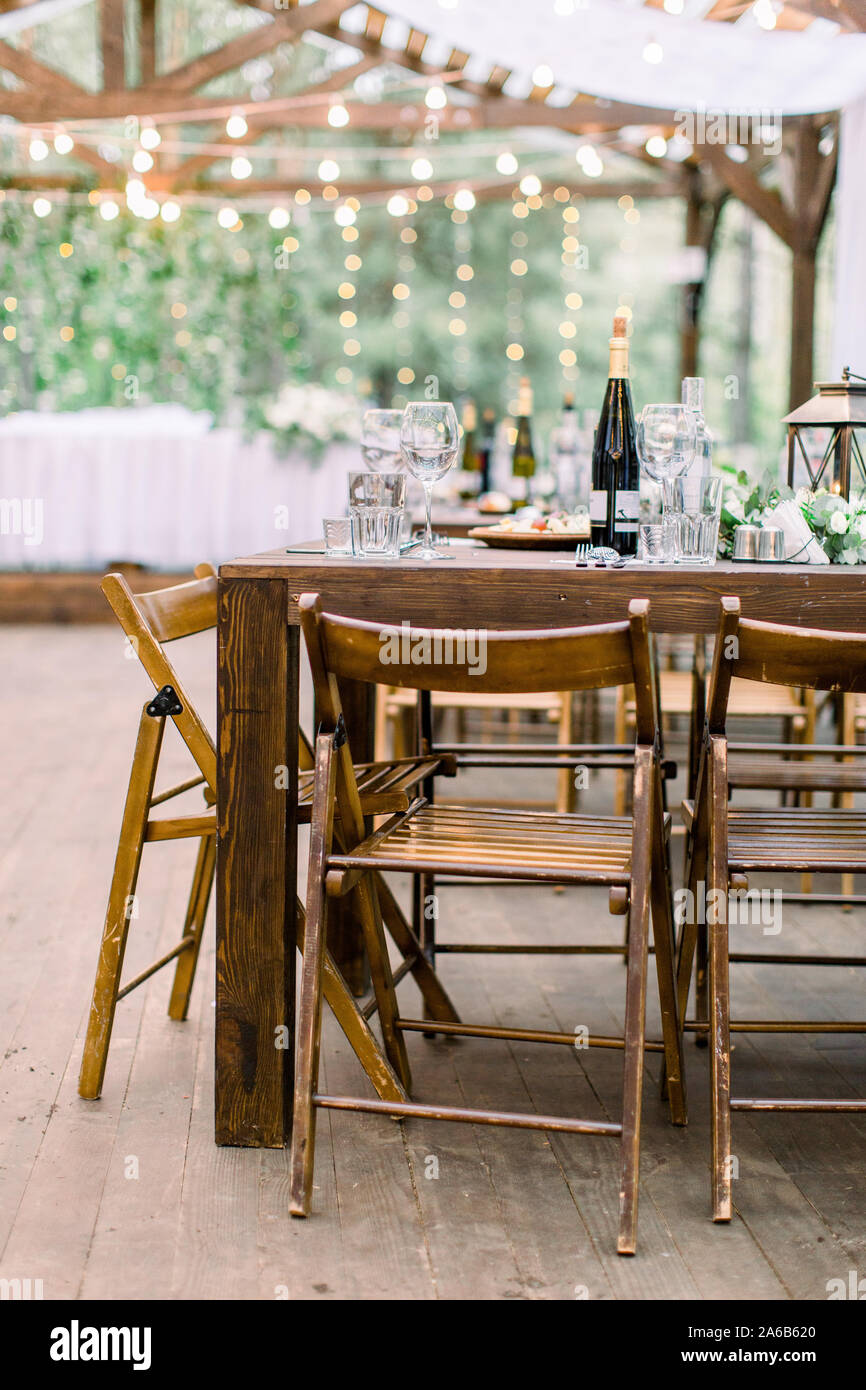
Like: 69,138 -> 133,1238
215,547 -> 866,1147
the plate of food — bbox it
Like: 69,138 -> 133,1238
468,512 -> 591,549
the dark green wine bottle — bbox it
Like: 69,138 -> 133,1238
511,377 -> 536,502
590,316 -> 639,556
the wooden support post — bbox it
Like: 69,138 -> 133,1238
100,0 -> 125,90
680,169 -> 703,383
789,121 -> 821,410
139,0 -> 156,85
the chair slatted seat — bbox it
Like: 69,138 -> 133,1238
290,593 -> 687,1255
726,809 -> 866,871
676,596 -> 866,1227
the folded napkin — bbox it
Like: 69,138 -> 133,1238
762,499 -> 829,564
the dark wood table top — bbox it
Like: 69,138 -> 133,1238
220,546 -> 866,634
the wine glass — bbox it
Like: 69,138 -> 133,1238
400,401 -> 459,560
636,404 -> 697,520
360,408 -> 406,472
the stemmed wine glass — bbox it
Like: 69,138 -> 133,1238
360,408 -> 406,472
400,401 -> 459,561
636,404 -> 697,519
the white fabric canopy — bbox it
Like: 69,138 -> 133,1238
384,0 -> 866,114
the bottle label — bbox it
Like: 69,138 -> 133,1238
590,489 -> 607,522
614,490 -> 640,532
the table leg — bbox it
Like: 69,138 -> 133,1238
216,577 -> 297,1147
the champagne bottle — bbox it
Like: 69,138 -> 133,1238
590,316 -> 640,555
511,376 -> 536,502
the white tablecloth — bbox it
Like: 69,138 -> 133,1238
0,406 -> 358,570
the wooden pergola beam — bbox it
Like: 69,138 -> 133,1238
701,144 -> 797,248
143,0 -> 352,94
0,172 -> 684,201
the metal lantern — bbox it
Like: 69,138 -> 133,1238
783,367 -> 866,500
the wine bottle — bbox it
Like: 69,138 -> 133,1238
511,376 -> 536,502
550,392 -> 582,510
590,316 -> 640,555
460,401 -> 481,497
478,407 -> 495,493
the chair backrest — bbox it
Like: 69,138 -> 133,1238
707,595 -> 866,734
102,564 -> 219,792
300,590 -> 659,745
104,565 -> 316,796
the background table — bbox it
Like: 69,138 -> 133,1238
215,548 -> 866,1147
0,405 -> 358,570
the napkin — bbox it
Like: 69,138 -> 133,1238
762,499 -> 829,564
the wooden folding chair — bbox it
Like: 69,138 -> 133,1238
676,597 -> 866,1223
290,594 -> 687,1255
79,566 -> 458,1103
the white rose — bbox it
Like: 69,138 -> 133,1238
829,510 -> 849,534
840,548 -> 861,565
854,514 -> 866,541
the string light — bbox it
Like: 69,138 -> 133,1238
32,198 -> 52,217
645,135 -> 667,158
642,40 -> 663,63
317,159 -> 340,182
160,200 -> 181,223
453,187 -> 476,212
231,156 -> 252,180
53,132 -> 74,155
328,100 -> 350,128
140,124 -> 161,150
532,64 -> 555,87
269,206 -> 291,229
425,85 -> 447,110
226,113 -> 248,138
387,194 -> 410,217
29,138 -> 49,161
217,206 -> 239,228
451,212 -> 472,391
99,199 -> 119,221
496,151 -> 518,176
559,199 -> 581,384
519,173 -> 541,197
132,149 -> 153,172
411,156 -> 433,181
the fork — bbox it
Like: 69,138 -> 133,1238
574,542 -> 590,565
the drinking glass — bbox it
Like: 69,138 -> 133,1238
638,519 -> 676,564
322,516 -> 353,555
636,404 -> 696,489
360,409 -> 406,473
669,475 -> 722,565
400,401 -> 459,560
348,471 -> 406,509
350,507 -> 403,558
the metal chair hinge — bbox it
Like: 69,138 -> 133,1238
146,685 -> 183,719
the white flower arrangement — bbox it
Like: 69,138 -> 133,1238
719,467 -> 866,564
262,382 -> 360,457
804,490 -> 866,564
